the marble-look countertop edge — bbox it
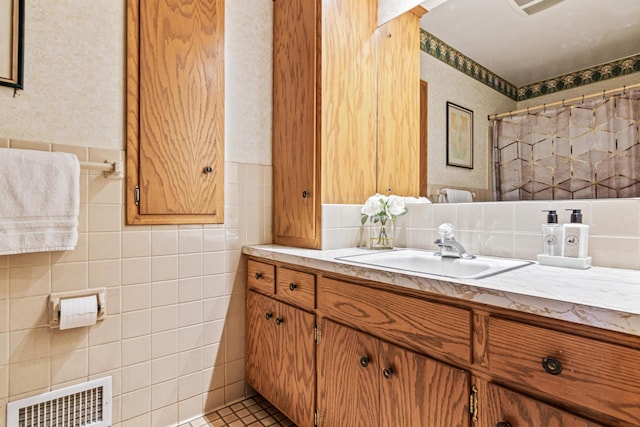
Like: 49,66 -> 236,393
242,245 -> 640,338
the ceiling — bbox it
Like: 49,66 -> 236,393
420,0 -> 640,87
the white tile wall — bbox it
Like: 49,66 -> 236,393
322,199 -> 640,270
0,141 -> 272,427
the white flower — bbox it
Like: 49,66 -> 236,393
361,193 -> 386,217
360,193 -> 407,225
385,195 -> 407,216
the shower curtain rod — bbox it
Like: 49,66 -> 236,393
488,82 -> 640,121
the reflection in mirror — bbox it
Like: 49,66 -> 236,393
419,0 -> 640,202
493,88 -> 640,201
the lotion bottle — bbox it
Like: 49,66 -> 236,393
562,209 -> 589,258
541,210 -> 561,256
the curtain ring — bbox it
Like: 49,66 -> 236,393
543,103 -> 546,112
561,99 -> 565,108
603,90 -> 606,100
581,95 -> 585,104
526,106 -> 530,115
623,85 -> 626,96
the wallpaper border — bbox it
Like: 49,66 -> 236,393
420,29 -> 640,101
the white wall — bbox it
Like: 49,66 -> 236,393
0,1 -> 274,426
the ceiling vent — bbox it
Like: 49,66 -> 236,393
506,0 -> 565,15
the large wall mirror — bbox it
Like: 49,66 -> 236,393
419,0 -> 640,202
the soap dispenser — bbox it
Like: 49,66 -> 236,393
562,209 -> 589,258
541,210 -> 561,256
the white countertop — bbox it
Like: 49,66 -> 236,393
243,245 -> 640,337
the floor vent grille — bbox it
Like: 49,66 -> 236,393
7,377 -> 112,427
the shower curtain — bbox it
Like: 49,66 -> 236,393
492,89 -> 640,200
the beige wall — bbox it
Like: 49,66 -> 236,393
420,51 -> 515,197
0,1 -> 273,426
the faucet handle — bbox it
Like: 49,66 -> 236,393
438,223 -> 455,240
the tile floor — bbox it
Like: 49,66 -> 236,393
179,395 -> 296,427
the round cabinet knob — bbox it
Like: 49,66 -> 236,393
254,272 -> 262,280
496,422 -> 512,427
203,166 -> 213,174
275,317 -> 284,325
301,191 -> 309,198
382,367 -> 393,379
289,283 -> 297,291
359,356 -> 370,368
265,312 -> 273,320
542,356 -> 563,375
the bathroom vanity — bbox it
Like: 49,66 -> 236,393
244,245 -> 640,427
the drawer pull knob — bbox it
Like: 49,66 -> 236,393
359,356 -> 370,368
542,356 -> 563,375
203,165 -> 213,174
265,312 -> 273,320
302,190 -> 309,198
275,317 -> 284,325
382,367 -> 393,379
289,282 -> 297,291
496,423 -> 512,427
254,272 -> 262,280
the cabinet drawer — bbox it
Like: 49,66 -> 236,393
247,260 -> 275,294
318,277 -> 472,365
277,267 -> 315,310
488,317 -> 640,425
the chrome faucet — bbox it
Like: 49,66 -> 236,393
434,223 -> 476,259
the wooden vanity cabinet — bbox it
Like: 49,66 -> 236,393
479,381 -> 605,427
318,319 -> 470,427
245,264 -> 316,427
245,256 -> 640,427
272,0 -> 425,248
486,317 -> 640,426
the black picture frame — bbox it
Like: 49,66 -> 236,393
0,0 -> 25,89
446,101 -> 473,169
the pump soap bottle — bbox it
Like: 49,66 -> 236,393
541,210 -> 561,256
562,209 -> 589,258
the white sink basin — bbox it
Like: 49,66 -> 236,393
336,249 -> 532,279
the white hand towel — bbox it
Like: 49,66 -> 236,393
0,148 -> 80,255
441,188 -> 473,203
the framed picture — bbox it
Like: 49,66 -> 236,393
0,0 -> 24,89
446,101 -> 473,168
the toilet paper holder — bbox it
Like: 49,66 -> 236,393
48,288 -> 107,328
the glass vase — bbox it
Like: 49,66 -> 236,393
369,215 -> 394,249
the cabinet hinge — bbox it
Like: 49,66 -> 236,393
315,322 -> 321,345
134,185 -> 140,206
314,409 -> 319,426
470,385 -> 478,423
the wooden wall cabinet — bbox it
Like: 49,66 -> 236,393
127,0 -> 224,225
376,10 -> 424,197
273,0 -> 426,248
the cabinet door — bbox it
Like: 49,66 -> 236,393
276,301 -> 316,427
246,291 -> 279,405
376,11 -> 421,196
379,341 -> 470,427
318,319 -> 380,427
481,383 -> 605,427
127,0 -> 224,224
272,0 -> 318,248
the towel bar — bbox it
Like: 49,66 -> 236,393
79,160 -> 123,178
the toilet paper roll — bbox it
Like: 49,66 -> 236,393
59,295 -> 98,330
